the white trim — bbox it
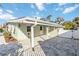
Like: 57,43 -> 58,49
7,17 -> 63,28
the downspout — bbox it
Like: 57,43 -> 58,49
31,20 -> 37,51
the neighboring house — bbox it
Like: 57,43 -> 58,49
7,17 -> 63,49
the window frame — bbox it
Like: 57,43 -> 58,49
40,26 -> 43,30
27,26 -> 31,32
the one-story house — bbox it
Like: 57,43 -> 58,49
6,17 -> 63,50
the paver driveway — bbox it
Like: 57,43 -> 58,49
24,37 -> 79,56
38,37 -> 79,56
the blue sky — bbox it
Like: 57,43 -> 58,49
0,3 -> 79,24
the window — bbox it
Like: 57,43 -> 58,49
27,26 -> 31,32
40,26 -> 42,30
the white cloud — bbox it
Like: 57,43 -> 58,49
0,9 -> 3,12
6,10 -> 13,14
75,4 -> 79,8
0,9 -> 3,14
0,13 -> 15,20
58,3 -> 66,6
35,3 -> 45,11
63,4 -> 79,14
55,7 -> 63,11
0,9 -> 15,20
55,3 -> 66,11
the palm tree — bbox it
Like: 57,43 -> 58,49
47,15 -> 52,21
55,16 -> 64,24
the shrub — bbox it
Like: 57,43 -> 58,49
3,31 -> 11,42
0,28 -> 4,32
3,31 -> 17,42
3,31 -> 11,37
63,21 -> 74,30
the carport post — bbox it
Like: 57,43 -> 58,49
31,21 -> 37,51
46,26 -> 49,38
31,26 -> 34,51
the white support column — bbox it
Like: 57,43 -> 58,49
31,26 -> 34,51
30,21 -> 37,51
46,26 -> 49,38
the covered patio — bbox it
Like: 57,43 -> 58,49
7,17 -> 63,50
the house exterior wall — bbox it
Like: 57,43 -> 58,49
8,23 -> 31,49
34,25 -> 46,37
34,27 -> 58,46
48,28 -> 58,38
7,23 -> 58,49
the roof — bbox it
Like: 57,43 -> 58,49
7,17 -> 63,28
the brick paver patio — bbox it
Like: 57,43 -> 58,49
23,37 -> 79,56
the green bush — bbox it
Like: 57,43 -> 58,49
0,28 -> 4,32
63,21 -> 74,30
